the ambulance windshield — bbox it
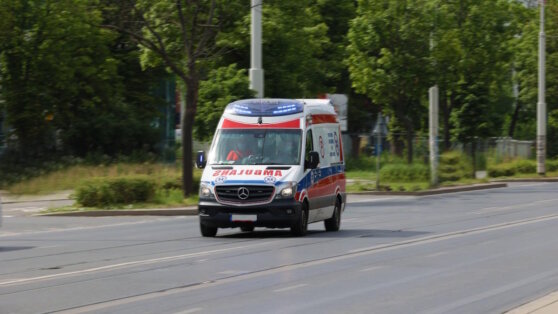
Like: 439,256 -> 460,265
210,129 -> 302,165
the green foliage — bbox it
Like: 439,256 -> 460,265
345,155 -> 375,171
487,159 -> 537,177
547,159 -> 558,172
194,64 -> 254,141
152,188 -> 188,206
219,0 -> 332,98
379,164 -> 429,182
346,0 -> 433,161
76,176 -> 157,207
0,0 -> 166,158
438,151 -> 473,182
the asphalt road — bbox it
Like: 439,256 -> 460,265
1,183 -> 558,314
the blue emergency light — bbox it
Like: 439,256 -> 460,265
225,99 -> 304,117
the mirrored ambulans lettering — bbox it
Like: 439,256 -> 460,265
212,169 -> 283,177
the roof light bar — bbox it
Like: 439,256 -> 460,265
225,99 -> 304,117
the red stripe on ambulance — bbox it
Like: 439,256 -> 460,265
222,119 -> 300,129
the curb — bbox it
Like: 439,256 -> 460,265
491,178 -> 558,183
506,291 -> 558,314
39,207 -> 198,217
347,183 -> 507,196
25,183 -> 508,217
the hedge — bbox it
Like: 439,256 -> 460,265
379,164 -> 429,182
487,159 -> 537,177
76,176 -> 157,207
438,151 -> 473,182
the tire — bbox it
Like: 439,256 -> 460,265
200,222 -> 218,237
291,203 -> 308,236
240,225 -> 255,232
324,198 -> 341,232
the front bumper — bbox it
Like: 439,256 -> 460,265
198,198 -> 302,229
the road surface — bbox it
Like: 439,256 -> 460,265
1,183 -> 558,313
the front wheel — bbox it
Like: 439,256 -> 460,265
291,204 -> 308,237
324,198 -> 341,232
200,222 -> 218,237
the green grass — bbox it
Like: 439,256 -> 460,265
6,163 -> 201,195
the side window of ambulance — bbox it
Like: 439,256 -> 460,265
305,130 -> 313,162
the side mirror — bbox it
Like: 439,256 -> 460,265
196,151 -> 207,169
306,151 -> 320,170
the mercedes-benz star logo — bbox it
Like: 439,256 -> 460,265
237,187 -> 250,200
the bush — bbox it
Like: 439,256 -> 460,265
346,155 -> 375,171
487,159 -> 537,178
438,151 -> 473,182
487,163 -> 516,177
512,159 -> 536,174
76,176 -> 156,207
548,160 -> 558,172
379,164 -> 429,182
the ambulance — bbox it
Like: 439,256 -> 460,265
196,98 -> 346,237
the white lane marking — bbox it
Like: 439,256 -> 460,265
360,266 -> 385,272
273,284 -> 308,292
0,241 -> 275,286
476,198 -> 558,213
348,197 -> 402,205
172,308 -> 203,314
38,245 -> 61,249
424,251 -> 448,258
218,270 -> 249,275
0,217 -> 185,238
514,183 -> 548,187
2,215 -> 14,218
54,213 -> 558,313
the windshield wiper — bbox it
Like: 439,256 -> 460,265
254,162 -> 286,165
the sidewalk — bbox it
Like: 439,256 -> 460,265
0,190 -> 73,204
507,291 -> 558,314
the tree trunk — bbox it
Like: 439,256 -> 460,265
441,92 -> 452,151
405,120 -> 414,164
181,74 -> 199,197
349,134 -> 361,159
471,140 -> 477,177
508,101 -> 521,138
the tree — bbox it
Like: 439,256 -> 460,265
194,64 -> 254,141
101,0 -> 240,195
513,0 -> 558,157
218,0 -> 331,98
429,0 -> 521,151
0,0 -> 121,156
346,0 -> 433,163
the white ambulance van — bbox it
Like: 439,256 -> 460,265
196,98 -> 346,237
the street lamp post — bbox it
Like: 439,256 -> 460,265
537,0 -> 546,175
250,0 -> 264,98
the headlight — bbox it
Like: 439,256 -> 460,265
278,182 -> 297,198
200,184 -> 213,198
281,187 -> 293,197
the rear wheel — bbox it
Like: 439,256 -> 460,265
240,225 -> 255,232
291,203 -> 308,236
324,198 -> 341,232
200,222 -> 218,237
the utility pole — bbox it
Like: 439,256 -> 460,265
250,0 -> 264,98
537,0 -> 546,175
373,113 -> 386,191
429,86 -> 439,186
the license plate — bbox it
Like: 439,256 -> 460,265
231,214 -> 257,222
